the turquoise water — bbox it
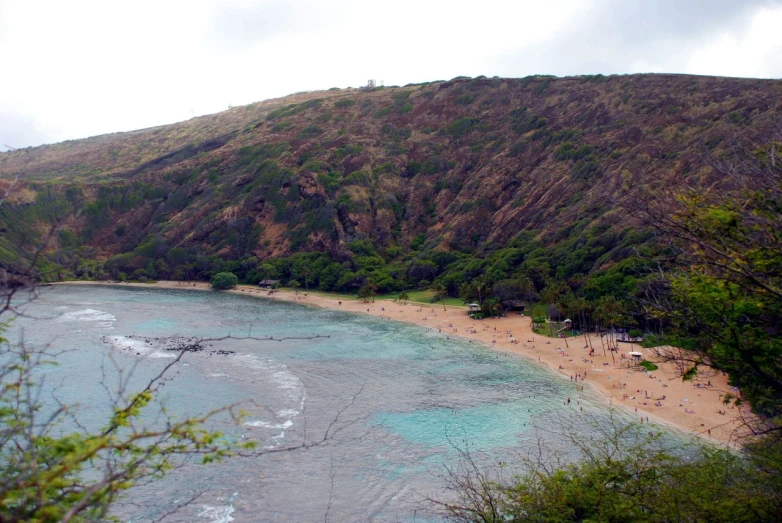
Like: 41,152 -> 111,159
376,399 -> 546,451
12,285 -> 651,522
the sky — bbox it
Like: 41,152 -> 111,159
1,0 -> 782,149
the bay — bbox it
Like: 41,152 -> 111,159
12,284 -> 649,522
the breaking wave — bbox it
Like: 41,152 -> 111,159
102,335 -> 176,359
58,308 -> 115,328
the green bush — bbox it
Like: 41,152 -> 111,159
455,94 -> 475,105
447,117 -> 478,137
638,360 -> 658,371
297,125 -> 323,139
374,106 -> 393,118
211,272 -> 238,290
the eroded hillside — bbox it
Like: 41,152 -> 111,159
2,74 -> 781,283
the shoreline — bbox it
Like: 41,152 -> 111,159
52,280 -> 749,445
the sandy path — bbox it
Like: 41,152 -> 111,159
55,280 -> 751,444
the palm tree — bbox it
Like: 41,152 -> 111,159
519,275 -> 536,304
431,282 -> 448,311
398,291 -> 410,304
474,276 -> 490,308
595,295 -> 625,363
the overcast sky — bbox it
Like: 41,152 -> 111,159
2,0 -> 782,149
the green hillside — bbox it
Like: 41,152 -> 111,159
1,73 -> 780,305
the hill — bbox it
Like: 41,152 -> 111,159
1,73 -> 781,297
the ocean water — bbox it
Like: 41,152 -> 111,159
11,285 -> 655,522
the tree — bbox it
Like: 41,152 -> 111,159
471,276 -> 491,307
358,278 -> 376,303
481,296 -> 502,317
0,317 -> 342,521
408,259 -> 438,283
260,263 -> 277,282
491,278 -> 529,304
640,135 -> 782,433
0,336 -> 245,522
431,281 -> 448,311
0,184 -> 247,521
301,266 -> 311,292
0,166 -> 355,522
434,412 -> 782,522
210,271 -> 238,290
398,291 -> 410,304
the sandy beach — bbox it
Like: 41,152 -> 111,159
55,280 -> 751,444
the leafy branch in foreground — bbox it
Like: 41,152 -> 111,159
432,412 -> 782,522
638,134 -> 782,434
0,336 -> 246,522
0,323 -> 341,522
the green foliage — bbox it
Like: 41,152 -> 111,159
532,78 -> 551,95
374,106 -> 393,118
0,322 -> 245,522
638,360 -> 659,371
654,175 -> 782,419
410,233 -> 426,251
334,99 -> 356,108
380,123 -> 411,142
554,142 -> 595,161
510,107 -> 547,134
358,279 -> 376,302
297,125 -> 323,139
446,117 -> 478,137
508,140 -> 527,156
455,94 -> 475,105
270,121 -> 293,133
236,142 -> 290,167
441,415 -> 782,522
210,271 -> 238,289
391,90 -> 411,102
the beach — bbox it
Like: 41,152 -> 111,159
55,280 -> 750,444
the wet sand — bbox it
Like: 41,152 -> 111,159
55,280 -> 752,444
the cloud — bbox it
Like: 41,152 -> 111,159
494,0 -> 782,77
1,0 -> 781,147
592,0 -> 775,45
207,0 -> 348,49
0,112 -> 54,150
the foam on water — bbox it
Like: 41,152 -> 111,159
245,419 -> 294,429
235,355 -> 306,443
198,504 -> 235,523
103,335 -> 176,359
198,492 -> 238,523
59,308 -> 115,328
